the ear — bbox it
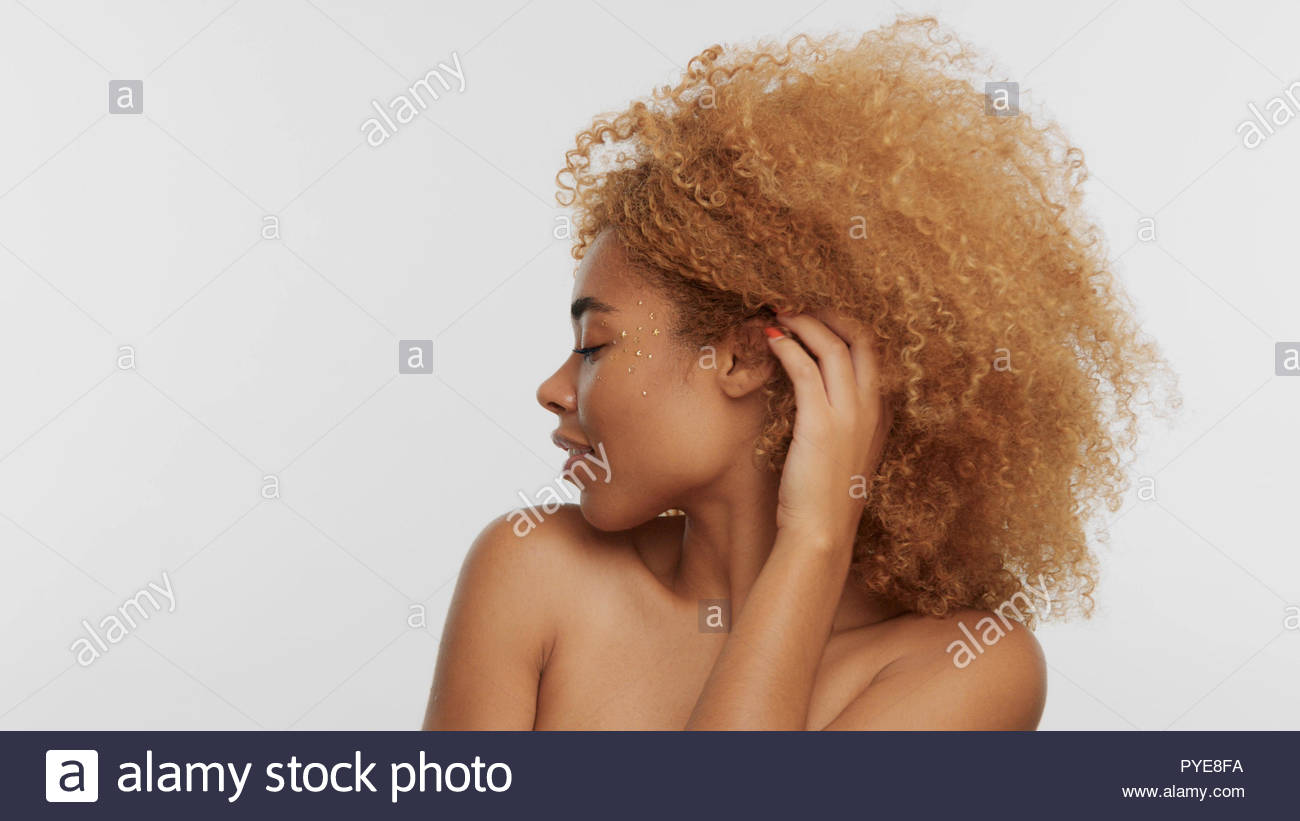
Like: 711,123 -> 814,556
715,320 -> 775,399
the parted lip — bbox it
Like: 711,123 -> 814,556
550,430 -> 593,453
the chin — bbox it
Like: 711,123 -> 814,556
575,490 -> 665,533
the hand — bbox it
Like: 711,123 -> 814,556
764,310 -> 891,555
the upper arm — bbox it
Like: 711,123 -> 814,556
822,613 -> 1047,730
422,512 -> 561,730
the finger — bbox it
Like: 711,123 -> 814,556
810,309 -> 882,405
806,311 -> 890,481
764,325 -> 830,416
774,312 -> 855,408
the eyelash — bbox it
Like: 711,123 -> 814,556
572,344 -> 605,362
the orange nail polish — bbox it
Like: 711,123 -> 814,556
764,326 -> 785,339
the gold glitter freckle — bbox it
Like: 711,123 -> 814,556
635,350 -> 642,356
649,312 -> 654,319
621,330 -> 627,337
641,391 -> 647,397
652,328 -> 660,335
637,300 -> 643,305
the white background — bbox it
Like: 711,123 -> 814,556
1,0 -> 1296,730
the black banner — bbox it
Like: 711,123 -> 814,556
3,731 -> 1293,818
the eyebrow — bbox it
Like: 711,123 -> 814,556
570,296 -> 618,322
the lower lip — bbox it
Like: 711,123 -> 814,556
563,451 -> 593,473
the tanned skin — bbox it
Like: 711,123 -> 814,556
423,228 -> 1046,731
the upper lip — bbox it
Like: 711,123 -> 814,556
551,430 -> 593,453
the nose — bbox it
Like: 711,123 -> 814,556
536,360 -> 576,416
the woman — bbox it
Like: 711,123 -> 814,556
423,16 -> 1177,730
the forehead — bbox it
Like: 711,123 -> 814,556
571,228 -> 641,305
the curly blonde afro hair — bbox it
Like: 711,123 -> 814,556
555,15 -> 1180,626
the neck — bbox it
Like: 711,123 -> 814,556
671,461 -> 780,616
668,455 -> 906,632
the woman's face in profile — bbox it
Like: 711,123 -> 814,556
535,229 -> 762,530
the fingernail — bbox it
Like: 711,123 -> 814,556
764,326 -> 785,340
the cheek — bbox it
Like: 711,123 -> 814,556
576,364 -> 634,433
609,377 -> 719,477
573,368 -> 727,529
578,327 -> 667,422
580,317 -> 704,475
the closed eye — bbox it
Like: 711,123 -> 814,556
572,344 -> 605,363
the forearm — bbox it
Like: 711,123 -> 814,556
684,531 -> 851,730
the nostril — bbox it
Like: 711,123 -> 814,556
537,369 -> 575,415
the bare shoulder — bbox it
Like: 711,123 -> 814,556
473,503 -> 600,567
440,507 -> 596,657
463,504 -> 652,616
462,504 -> 608,604
823,607 -> 1047,730
424,504 -> 625,728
